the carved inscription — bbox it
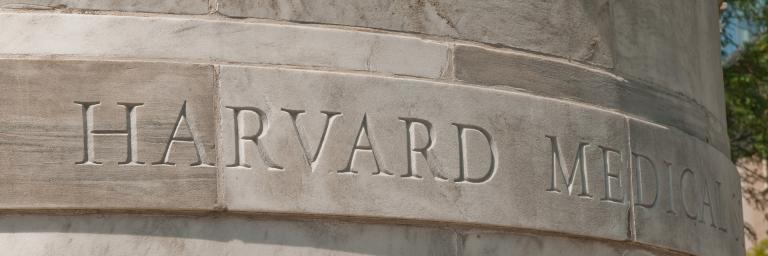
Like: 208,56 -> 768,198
226,106 -> 283,170
71,97 -> 737,240
75,101 -> 209,166
453,123 -> 496,183
154,101 -> 212,167
400,118 -> 441,180
545,135 -> 626,203
544,130 -> 737,241
75,101 -> 143,165
75,100 -> 498,184
632,154 -> 732,233
282,109 -> 340,171
546,136 -> 591,198
220,107 -> 497,183
338,114 -> 392,176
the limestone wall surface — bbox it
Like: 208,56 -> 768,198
0,0 -> 743,255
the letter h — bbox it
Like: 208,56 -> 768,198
75,101 -> 143,165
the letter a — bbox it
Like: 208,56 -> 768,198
153,101 -> 212,166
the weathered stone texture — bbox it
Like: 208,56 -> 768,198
611,0 -> 726,123
629,120 -> 744,256
0,9 -> 727,135
0,1 -> 740,255
218,66 -> 631,240
0,59 -> 217,210
214,0 -> 727,126
0,13 -> 449,79
0,214 -> 673,256
461,231 -> 670,256
0,0 -> 209,14
0,214 -> 457,256
218,0 -> 614,67
453,45 -> 729,155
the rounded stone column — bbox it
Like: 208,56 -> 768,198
0,0 -> 743,255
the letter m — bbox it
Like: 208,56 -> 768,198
545,135 -> 592,198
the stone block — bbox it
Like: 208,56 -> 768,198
611,0 -> 725,123
629,119 -> 744,256
0,214 -> 458,256
461,231 -> 669,256
0,0 -> 209,14
218,66 -> 631,240
453,44 -> 729,155
0,59 -> 217,210
217,0 -> 614,67
692,0 -> 727,121
0,13 -> 449,79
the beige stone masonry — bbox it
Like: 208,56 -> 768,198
0,0 -> 208,14
0,1 -> 741,254
218,66 -> 632,240
0,12 -> 727,156
0,13 -> 450,79
0,214 -> 680,256
629,120 -> 744,256
217,0 -> 615,68
0,59 -> 217,210
452,44 -> 729,155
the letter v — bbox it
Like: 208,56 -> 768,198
282,108 -> 341,171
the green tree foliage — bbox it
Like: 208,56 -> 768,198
724,0 -> 768,160
722,0 -> 768,248
725,35 -> 768,160
749,239 -> 768,256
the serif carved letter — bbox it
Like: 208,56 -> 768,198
153,101 -> 212,167
632,152 -> 658,208
282,108 -> 340,171
400,117 -> 446,180
663,161 -> 678,215
453,123 -> 496,183
75,101 -> 143,165
680,168 -> 698,220
545,135 -> 592,198
338,114 -> 392,175
714,181 -> 728,232
698,177 -> 718,228
600,146 -> 624,203
226,106 -> 283,170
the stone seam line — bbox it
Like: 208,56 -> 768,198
0,10 -> 729,156
0,7 -> 737,256
0,58 -> 734,256
0,52 -> 722,160
0,6 -> 721,124
0,5 -> 725,127
0,211 -> 691,255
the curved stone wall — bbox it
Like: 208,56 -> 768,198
0,0 -> 743,255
